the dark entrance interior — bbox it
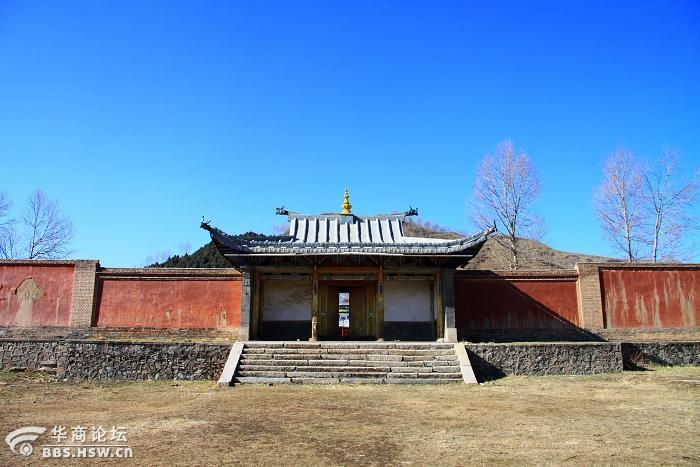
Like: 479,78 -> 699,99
319,283 -> 376,339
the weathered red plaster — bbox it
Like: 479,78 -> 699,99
0,264 -> 75,326
601,268 -> 699,329
455,278 -> 579,330
95,279 -> 242,329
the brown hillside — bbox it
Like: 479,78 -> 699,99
464,236 -> 619,270
403,220 -> 617,270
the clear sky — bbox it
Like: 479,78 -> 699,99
1,1 -> 699,266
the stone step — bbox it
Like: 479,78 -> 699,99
232,343 -> 463,385
243,348 -> 455,356
289,377 -> 340,384
238,370 -> 390,378
233,375 -> 461,385
241,352 -> 458,362
385,378 -> 461,384
234,376 -> 291,384
415,372 -> 463,379
239,360 -> 435,369
240,356 -> 458,366
237,366 -> 461,376
338,377 -> 387,384
287,371 -> 388,378
239,367 -> 393,375
243,342 -> 455,350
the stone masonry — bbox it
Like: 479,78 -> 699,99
466,342 -> 623,379
575,263 -> 605,331
0,339 -> 230,381
0,339 -> 640,382
69,260 -> 99,327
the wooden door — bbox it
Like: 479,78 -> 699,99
318,284 -> 338,338
318,284 -> 377,339
349,285 -> 376,338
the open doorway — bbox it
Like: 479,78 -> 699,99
338,290 -> 350,337
319,283 -> 376,339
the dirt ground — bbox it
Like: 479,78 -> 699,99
0,367 -> 698,466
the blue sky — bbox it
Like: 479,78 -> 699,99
1,1 -> 698,266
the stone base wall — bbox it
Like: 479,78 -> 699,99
63,341 -> 230,380
599,328 -> 700,342
621,342 -> 700,369
465,342 -> 623,380
0,339 -> 230,381
0,326 -> 237,343
459,328 -> 603,343
2,339 -> 698,382
0,340 -> 68,371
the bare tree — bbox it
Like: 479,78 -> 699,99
471,140 -> 543,270
0,191 -> 17,258
20,190 -> 74,259
641,149 -> 697,262
595,148 -> 646,261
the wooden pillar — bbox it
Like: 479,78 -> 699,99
435,272 -> 444,340
310,268 -> 319,341
250,272 -> 261,340
442,269 -> 457,343
239,268 -> 252,341
376,267 -> 384,341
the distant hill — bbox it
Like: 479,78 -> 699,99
149,221 -> 617,270
148,241 -> 232,268
464,236 -> 618,270
404,220 -> 617,270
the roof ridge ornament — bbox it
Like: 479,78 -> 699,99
341,188 -> 352,215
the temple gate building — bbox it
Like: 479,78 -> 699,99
201,190 -> 493,342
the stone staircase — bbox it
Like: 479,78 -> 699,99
224,342 -> 466,385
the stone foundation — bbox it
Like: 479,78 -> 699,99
465,342 -> 623,380
459,328 -> 604,343
0,326 -> 237,343
599,328 -> 700,342
1,338 -> 697,382
621,342 -> 700,369
0,339 -> 229,381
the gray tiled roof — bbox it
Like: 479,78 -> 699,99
202,213 -> 493,257
288,213 -> 445,244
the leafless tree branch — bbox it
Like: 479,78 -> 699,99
20,190 -> 74,259
470,140 -> 543,270
594,148 -> 645,261
0,191 -> 18,258
640,148 -> 697,262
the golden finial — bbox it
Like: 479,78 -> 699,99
341,188 -> 352,215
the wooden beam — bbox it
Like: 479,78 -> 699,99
250,271 -> 261,340
376,266 -> 384,341
442,269 -> 457,343
239,268 -> 252,341
310,268 -> 319,341
435,272 -> 444,340
317,266 -> 379,274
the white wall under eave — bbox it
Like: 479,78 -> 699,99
384,281 -> 432,322
262,280 -> 312,321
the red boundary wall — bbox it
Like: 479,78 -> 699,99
455,271 -> 581,339
0,261 -> 698,340
601,266 -> 699,329
0,262 -> 75,326
95,269 -> 242,330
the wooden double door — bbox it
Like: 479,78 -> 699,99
318,282 -> 377,339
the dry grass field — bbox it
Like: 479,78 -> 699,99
0,367 -> 698,466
